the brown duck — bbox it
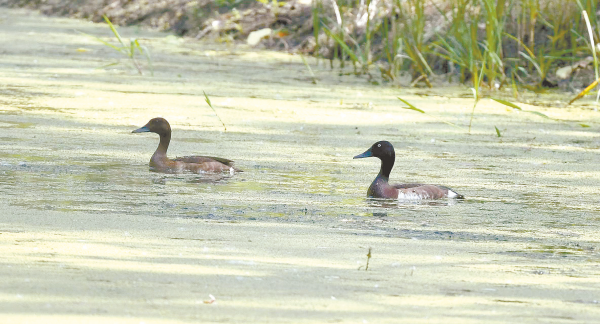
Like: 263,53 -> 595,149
132,117 -> 239,174
354,141 -> 463,200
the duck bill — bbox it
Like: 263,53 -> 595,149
132,125 -> 150,133
353,149 -> 372,159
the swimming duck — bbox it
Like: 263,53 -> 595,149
132,117 -> 239,174
354,141 -> 463,200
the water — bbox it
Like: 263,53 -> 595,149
7,11 -> 600,234
2,8 -> 600,322
0,130 -> 597,244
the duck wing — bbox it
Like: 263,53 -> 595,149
393,183 -> 427,189
174,155 -> 234,166
394,184 -> 464,199
174,155 -> 242,172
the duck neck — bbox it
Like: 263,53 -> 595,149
376,154 -> 394,183
153,132 -> 171,160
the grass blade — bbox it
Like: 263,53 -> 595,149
397,97 -> 424,113
414,47 -> 434,75
129,39 -> 136,58
77,31 -> 123,53
138,44 -> 154,76
495,126 -> 501,137
525,110 -> 551,119
79,17 -> 150,76
103,15 -> 125,47
133,39 -> 144,54
569,78 -> 600,105
491,98 -> 551,119
582,10 -> 599,84
94,62 -> 120,70
300,54 -> 317,84
203,91 -> 227,132
397,97 -> 465,131
322,26 -> 359,64
491,98 -> 522,110
518,51 -> 543,80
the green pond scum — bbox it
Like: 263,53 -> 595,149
0,8 -> 599,324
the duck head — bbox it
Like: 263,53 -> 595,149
353,141 -> 395,161
132,117 -> 171,136
354,141 -> 396,180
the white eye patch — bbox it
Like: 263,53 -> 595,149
377,144 -> 381,147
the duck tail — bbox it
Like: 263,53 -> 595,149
440,186 -> 465,199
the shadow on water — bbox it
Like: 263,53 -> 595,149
366,197 -> 464,209
151,172 -> 233,184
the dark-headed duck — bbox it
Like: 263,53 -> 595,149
354,141 -> 463,200
132,117 -> 239,174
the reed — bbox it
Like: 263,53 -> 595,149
306,0 -> 594,98
569,4 -> 599,104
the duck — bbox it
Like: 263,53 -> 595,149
353,141 -> 463,200
132,117 -> 239,174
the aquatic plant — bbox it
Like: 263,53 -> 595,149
490,98 -> 551,119
468,57 -> 484,133
300,54 -> 318,84
311,0 -> 597,98
397,97 -> 465,131
569,6 -> 600,104
203,91 -> 227,132
80,15 -> 153,75
398,96 -> 553,136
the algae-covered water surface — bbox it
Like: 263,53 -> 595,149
0,8 -> 599,324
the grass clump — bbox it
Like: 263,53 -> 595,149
80,15 -> 153,76
308,0 -> 600,100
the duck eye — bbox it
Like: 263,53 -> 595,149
377,144 -> 381,147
